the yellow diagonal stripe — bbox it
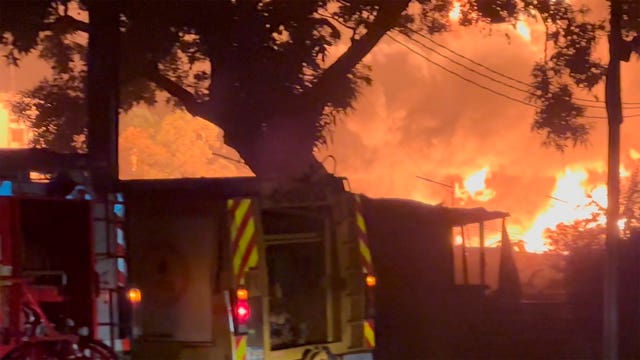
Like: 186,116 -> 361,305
356,212 -> 367,234
359,239 -> 372,266
364,322 -> 375,347
233,199 -> 251,230
233,218 -> 255,278
247,244 -> 258,269
235,335 -> 247,360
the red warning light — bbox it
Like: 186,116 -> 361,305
235,300 -> 251,323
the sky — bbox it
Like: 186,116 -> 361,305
1,0 -> 640,250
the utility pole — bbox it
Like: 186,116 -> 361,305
87,0 -> 120,196
604,0 -> 623,358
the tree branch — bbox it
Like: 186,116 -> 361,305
306,0 -> 411,100
142,65 -> 213,119
43,15 -> 89,33
316,11 -> 357,31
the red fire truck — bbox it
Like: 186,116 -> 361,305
0,195 -> 120,358
0,149 -> 129,359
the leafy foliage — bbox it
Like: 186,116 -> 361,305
119,109 -> 252,179
11,71 -> 86,152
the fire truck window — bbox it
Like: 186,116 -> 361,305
266,239 -> 327,350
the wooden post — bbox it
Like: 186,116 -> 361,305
479,221 -> 486,286
461,226 -> 468,285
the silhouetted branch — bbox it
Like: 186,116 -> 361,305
307,0 -> 411,101
43,15 -> 89,33
143,65 -> 212,119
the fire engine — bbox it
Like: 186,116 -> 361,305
0,149 -> 130,359
122,175 -> 512,360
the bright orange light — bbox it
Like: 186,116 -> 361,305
618,218 -> 627,231
464,167 -> 490,195
456,167 -> 496,203
522,168 -> 607,252
0,102 -> 9,147
631,148 -> 640,160
365,274 -> 377,287
454,235 -> 463,245
621,165 -> 631,177
127,288 -> 142,304
516,21 -> 531,42
449,1 -> 461,21
236,288 -> 249,301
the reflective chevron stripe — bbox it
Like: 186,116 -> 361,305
354,195 -> 373,274
233,335 -> 247,360
227,198 -> 259,285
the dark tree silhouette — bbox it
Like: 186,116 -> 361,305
526,0 -> 640,151
0,0 -> 622,177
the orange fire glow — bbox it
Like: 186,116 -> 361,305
455,167 -> 496,203
515,21 -> 532,42
521,168 -> 607,252
449,2 -> 461,22
0,101 -> 10,148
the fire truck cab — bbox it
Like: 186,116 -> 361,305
123,176 -> 375,360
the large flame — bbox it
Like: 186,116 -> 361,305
522,168 -> 607,252
449,2 -> 461,22
455,167 -> 496,203
515,21 -> 532,42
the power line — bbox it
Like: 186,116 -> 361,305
405,28 -> 640,107
416,175 -> 454,189
400,32 -> 624,111
398,31 -> 533,95
385,34 -> 544,110
386,34 -> 640,120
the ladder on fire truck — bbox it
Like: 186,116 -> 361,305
94,193 -> 131,353
0,149 -> 131,353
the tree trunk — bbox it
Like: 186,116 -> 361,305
222,107 -> 327,179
